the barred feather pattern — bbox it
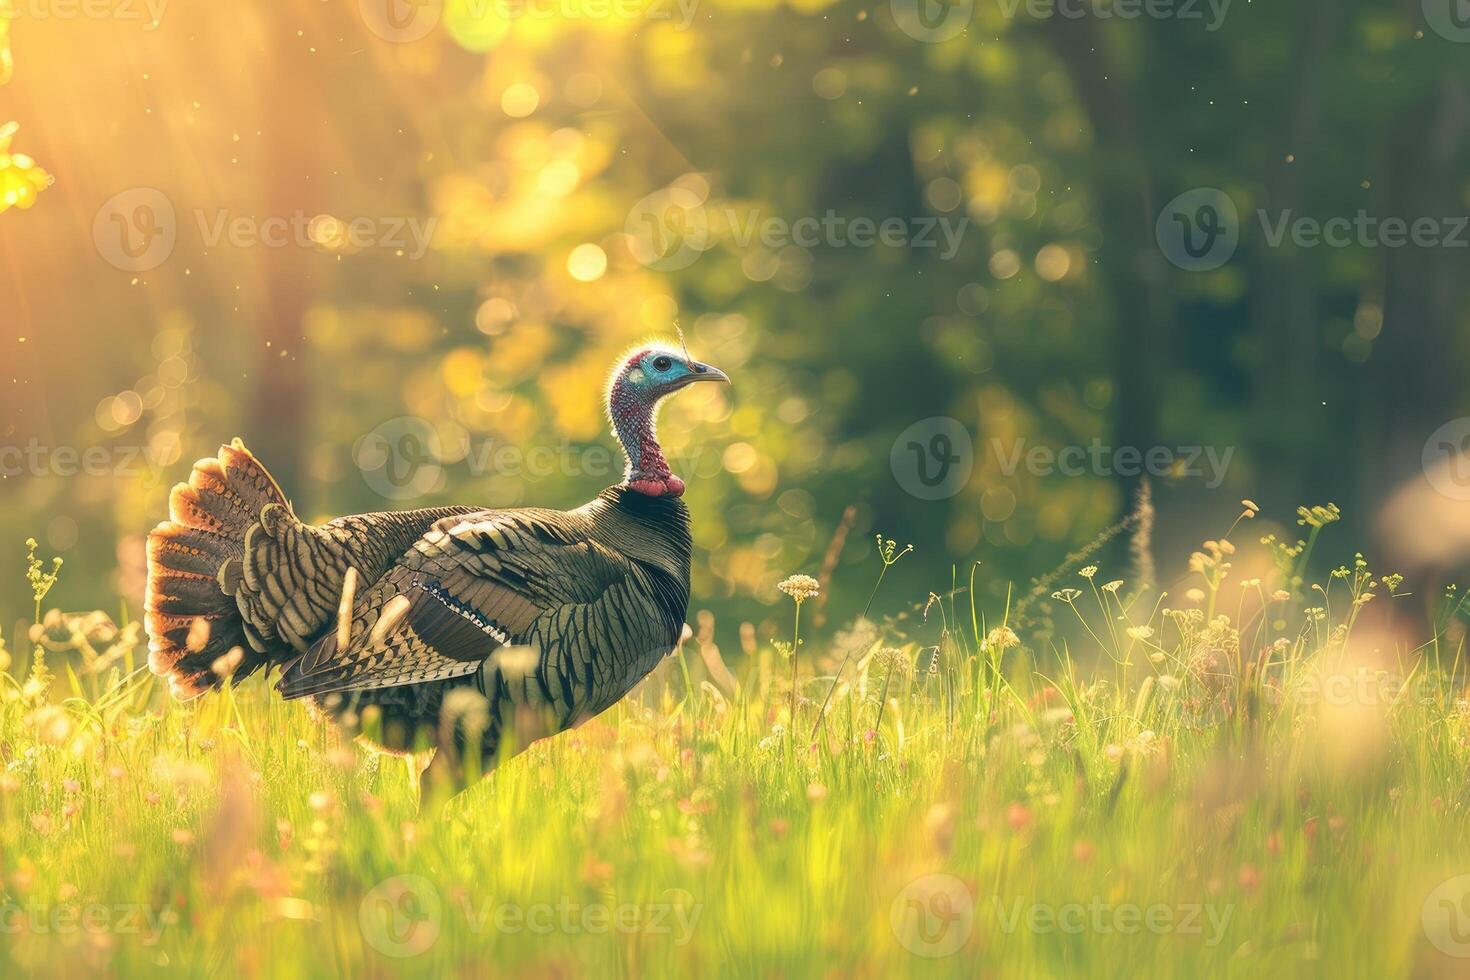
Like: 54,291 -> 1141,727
145,439 -> 476,699
146,443 -> 694,771
277,489 -> 692,755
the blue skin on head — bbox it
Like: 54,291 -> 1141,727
624,349 -> 721,397
608,346 -> 728,496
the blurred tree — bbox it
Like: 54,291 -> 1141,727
0,6 -> 12,86
0,0 -> 1467,636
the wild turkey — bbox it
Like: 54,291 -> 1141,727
144,341 -> 728,796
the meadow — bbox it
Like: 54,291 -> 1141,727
4,501 -> 1470,979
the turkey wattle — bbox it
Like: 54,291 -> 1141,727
144,342 -> 728,793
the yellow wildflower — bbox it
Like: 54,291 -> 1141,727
0,123 -> 54,214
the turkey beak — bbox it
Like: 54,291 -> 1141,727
684,361 -> 730,386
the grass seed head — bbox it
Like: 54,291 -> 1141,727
777,574 -> 820,604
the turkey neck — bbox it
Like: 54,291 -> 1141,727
608,378 -> 674,485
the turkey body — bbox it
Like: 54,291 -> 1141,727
146,442 -> 692,763
146,341 -> 726,794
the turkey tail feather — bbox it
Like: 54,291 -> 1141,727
145,439 -> 287,698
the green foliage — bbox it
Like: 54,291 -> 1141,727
3,0 -> 1467,636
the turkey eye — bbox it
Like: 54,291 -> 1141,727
652,356 -> 673,372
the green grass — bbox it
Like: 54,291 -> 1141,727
4,510 -> 1470,978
